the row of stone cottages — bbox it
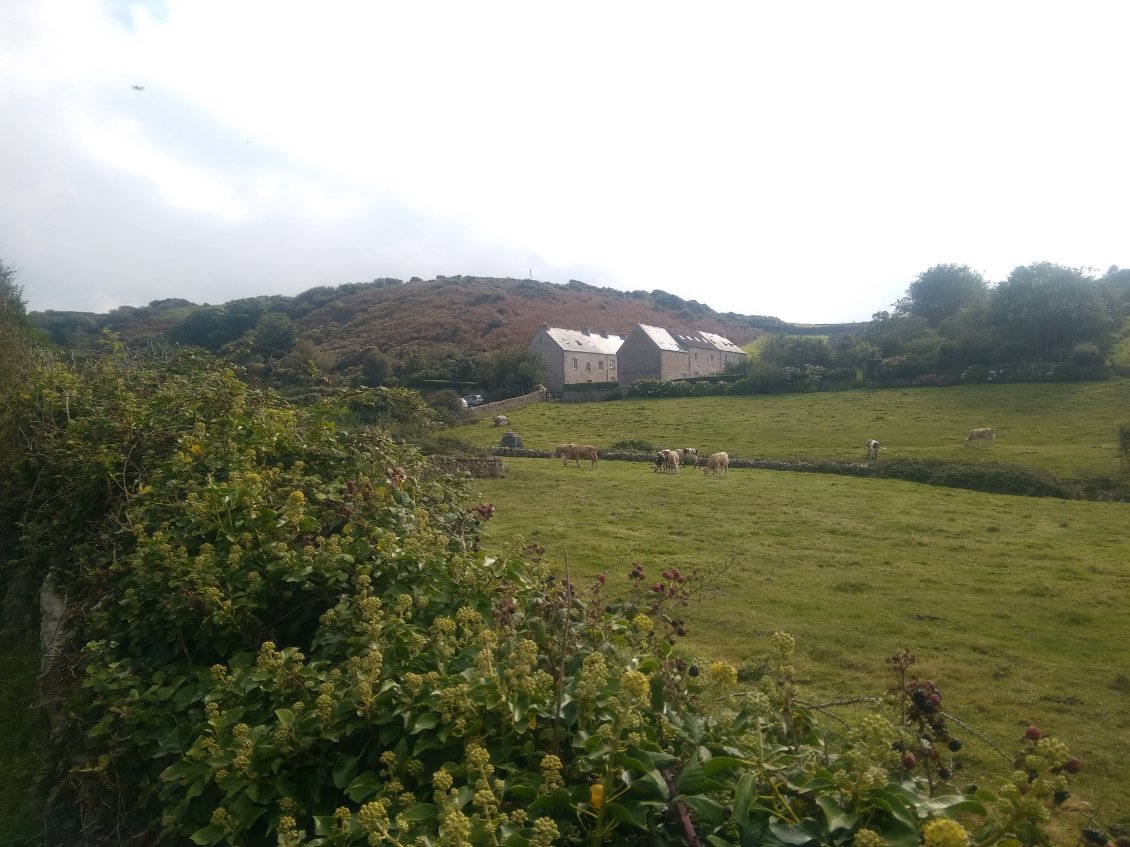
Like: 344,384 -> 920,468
527,323 -> 747,394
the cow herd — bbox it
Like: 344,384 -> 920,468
546,428 -> 995,473
649,447 -> 730,476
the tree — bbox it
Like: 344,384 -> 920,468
360,348 -> 395,386
0,259 -> 26,324
250,312 -> 298,358
477,348 -> 547,397
759,335 -> 832,368
894,264 -> 988,327
988,262 -> 1114,359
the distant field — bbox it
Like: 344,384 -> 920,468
456,382 -> 1130,817
460,380 -> 1130,480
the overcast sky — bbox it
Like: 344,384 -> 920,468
3,1 -> 1127,323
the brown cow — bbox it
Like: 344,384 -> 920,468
561,444 -> 598,468
702,451 -> 729,475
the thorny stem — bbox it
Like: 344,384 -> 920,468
940,710 -> 1012,763
662,769 -> 702,847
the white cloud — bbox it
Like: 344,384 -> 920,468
2,0 -> 1128,321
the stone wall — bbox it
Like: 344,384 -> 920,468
425,455 -> 507,478
469,387 -> 550,418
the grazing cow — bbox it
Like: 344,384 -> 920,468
703,451 -> 729,475
560,443 -> 598,468
551,443 -> 577,461
866,439 -> 880,460
676,447 -> 700,469
653,448 -> 681,474
964,427 -> 995,445
493,414 -> 510,427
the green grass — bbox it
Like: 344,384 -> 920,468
459,382 -> 1130,818
456,379 -> 1130,480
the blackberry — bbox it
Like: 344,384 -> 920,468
938,767 -> 951,781
947,738 -> 963,752
1053,789 -> 1070,805
1083,828 -> 1108,846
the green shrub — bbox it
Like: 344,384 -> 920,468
4,348 -> 1091,846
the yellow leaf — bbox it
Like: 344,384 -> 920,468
590,783 -> 604,810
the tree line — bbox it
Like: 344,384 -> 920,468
724,262 -> 1129,393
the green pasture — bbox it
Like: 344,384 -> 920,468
463,379 -> 1130,480
458,383 -> 1130,817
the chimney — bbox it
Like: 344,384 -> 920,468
580,326 -> 590,335
539,323 -> 548,331
600,329 -> 608,338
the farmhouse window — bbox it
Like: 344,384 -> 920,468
572,358 -> 578,369
610,360 -> 615,370
598,360 -> 604,370
585,362 -> 591,372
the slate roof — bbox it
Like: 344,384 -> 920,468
543,326 -> 624,355
636,324 -> 744,355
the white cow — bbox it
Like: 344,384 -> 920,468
653,448 -> 681,474
964,427 -> 995,445
866,439 -> 880,460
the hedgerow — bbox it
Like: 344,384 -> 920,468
1,347 -> 1097,845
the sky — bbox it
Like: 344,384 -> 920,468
2,1 -> 1128,323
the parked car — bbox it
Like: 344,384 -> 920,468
461,394 -> 486,407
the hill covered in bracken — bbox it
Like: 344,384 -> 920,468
295,276 -> 779,361
31,276 -> 805,361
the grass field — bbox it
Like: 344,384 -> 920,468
457,382 -> 1130,818
461,380 -> 1130,480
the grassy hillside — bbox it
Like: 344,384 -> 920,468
456,380 -> 1130,481
452,384 -> 1130,817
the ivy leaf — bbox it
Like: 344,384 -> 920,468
189,825 -> 225,846
733,772 -> 756,826
274,708 -> 295,728
676,760 -> 706,794
680,794 -> 728,826
768,817 -> 824,845
398,803 -> 438,823
919,795 -> 988,816
631,769 -> 670,800
313,816 -> 338,837
702,756 -> 745,777
606,801 -> 650,830
816,795 -> 857,833
333,754 -> 359,789
868,788 -> 918,831
345,771 -> 382,803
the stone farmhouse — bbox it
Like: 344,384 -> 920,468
527,322 -> 746,392
527,324 -> 625,393
617,324 -> 747,385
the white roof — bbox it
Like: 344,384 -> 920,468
543,326 -> 624,355
636,324 -> 684,352
695,330 -> 745,355
636,324 -> 744,355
